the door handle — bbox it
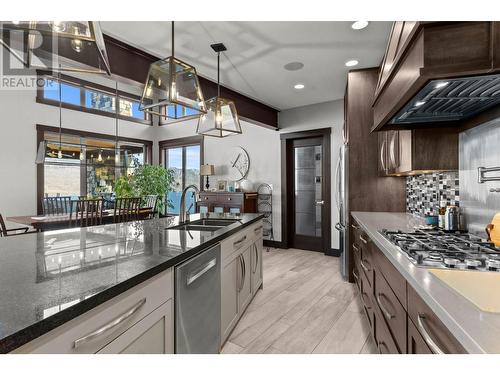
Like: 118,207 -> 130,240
376,293 -> 395,320
316,200 -> 325,206
73,298 -> 146,348
238,255 -> 245,292
335,222 -> 343,231
253,244 -> 259,273
187,258 -> 217,286
234,235 -> 247,249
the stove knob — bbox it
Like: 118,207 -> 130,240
464,259 -> 482,269
443,258 -> 460,268
486,259 -> 500,271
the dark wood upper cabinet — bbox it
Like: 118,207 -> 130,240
373,22 -> 500,132
378,127 -> 459,177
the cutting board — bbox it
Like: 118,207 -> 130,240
486,213 -> 500,247
430,269 -> 500,313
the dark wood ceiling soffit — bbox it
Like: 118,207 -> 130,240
99,34 -> 278,129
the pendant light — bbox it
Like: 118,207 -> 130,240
196,43 -> 242,138
139,21 -> 206,120
0,21 -> 111,75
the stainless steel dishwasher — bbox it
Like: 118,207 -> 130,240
175,244 -> 221,353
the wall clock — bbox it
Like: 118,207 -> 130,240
228,146 -> 250,181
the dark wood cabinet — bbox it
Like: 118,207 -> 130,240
351,216 -> 467,354
407,284 -> 466,354
345,69 -> 406,282
373,22 -> 500,132
196,192 -> 257,214
378,127 -> 459,176
408,317 -> 433,354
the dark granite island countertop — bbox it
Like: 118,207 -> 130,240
0,213 -> 264,353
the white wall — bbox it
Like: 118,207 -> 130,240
279,100 -> 344,249
0,73 -> 155,217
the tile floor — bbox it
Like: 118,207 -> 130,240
221,248 -> 377,354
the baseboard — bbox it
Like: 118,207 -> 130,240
325,248 -> 341,257
263,240 -> 286,249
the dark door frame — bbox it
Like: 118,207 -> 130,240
280,128 -> 331,253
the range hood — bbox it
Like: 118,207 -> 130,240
390,74 -> 500,125
372,22 -> 500,132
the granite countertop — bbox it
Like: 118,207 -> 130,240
0,213 -> 263,353
351,211 -> 500,354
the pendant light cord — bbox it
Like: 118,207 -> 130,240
217,52 -> 220,98
171,21 -> 174,57
115,81 -> 119,147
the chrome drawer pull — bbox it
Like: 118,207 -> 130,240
234,235 -> 247,248
376,293 -> 395,320
360,259 -> 371,272
253,244 -> 259,273
359,235 -> 369,244
351,224 -> 360,230
353,244 -> 360,253
73,298 -> 146,348
417,314 -> 445,354
187,258 -> 217,286
254,226 -> 263,232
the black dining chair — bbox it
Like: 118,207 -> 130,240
0,213 -> 32,237
70,198 -> 104,228
142,195 -> 158,219
113,197 -> 141,223
41,196 -> 74,216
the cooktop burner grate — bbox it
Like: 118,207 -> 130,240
380,229 -> 500,271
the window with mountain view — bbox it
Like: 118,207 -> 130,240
162,141 -> 201,215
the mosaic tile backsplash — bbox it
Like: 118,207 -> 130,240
406,171 -> 460,217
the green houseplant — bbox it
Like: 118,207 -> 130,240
115,165 -> 175,213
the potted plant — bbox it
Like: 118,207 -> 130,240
115,165 -> 174,214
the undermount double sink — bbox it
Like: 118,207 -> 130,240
171,218 -> 240,232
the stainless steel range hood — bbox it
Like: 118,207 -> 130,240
390,74 -> 500,125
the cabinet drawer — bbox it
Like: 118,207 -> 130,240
220,229 -> 252,262
218,194 -> 243,205
374,269 -> 407,353
407,316 -> 432,354
200,194 -> 218,203
373,244 -> 407,309
408,285 -> 466,354
359,238 -> 374,293
374,307 -> 400,354
15,269 -> 173,354
360,268 -> 374,333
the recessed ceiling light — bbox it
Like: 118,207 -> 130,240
351,21 -> 369,30
345,60 -> 359,67
294,83 -> 305,90
284,61 -> 304,71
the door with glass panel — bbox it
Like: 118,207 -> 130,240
291,137 -> 329,252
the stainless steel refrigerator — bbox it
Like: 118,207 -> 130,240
335,142 -> 349,280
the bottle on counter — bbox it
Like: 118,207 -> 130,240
438,200 -> 447,229
447,205 -> 460,231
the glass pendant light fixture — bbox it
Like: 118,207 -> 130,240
139,21 -> 206,120
0,21 -> 111,75
196,43 -> 242,138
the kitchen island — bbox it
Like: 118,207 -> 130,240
0,213 -> 264,353
351,211 -> 500,354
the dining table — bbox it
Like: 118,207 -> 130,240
7,208 -> 154,232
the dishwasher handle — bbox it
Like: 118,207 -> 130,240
187,258 -> 217,286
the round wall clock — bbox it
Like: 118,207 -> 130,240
228,146 -> 250,181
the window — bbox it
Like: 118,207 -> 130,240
159,105 -> 200,125
37,125 -> 152,213
159,136 -> 203,215
37,73 -> 152,125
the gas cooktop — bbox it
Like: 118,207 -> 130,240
380,229 -> 500,271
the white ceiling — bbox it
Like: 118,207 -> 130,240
101,21 -> 392,110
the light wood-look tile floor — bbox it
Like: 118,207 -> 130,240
221,248 -> 378,354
